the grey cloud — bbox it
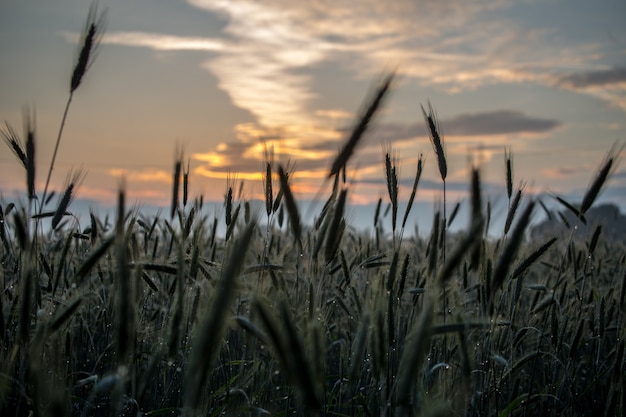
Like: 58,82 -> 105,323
554,67 -> 626,89
368,110 -> 560,142
444,111 -> 561,136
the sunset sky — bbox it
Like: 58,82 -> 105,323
1,0 -> 625,232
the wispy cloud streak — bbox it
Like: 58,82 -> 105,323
103,31 -> 225,51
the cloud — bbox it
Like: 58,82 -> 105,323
550,66 -> 626,110
101,0 -> 534,132
91,0 -> 626,120
444,111 -> 561,136
108,168 -> 172,183
554,67 -> 626,89
190,107 -> 561,195
362,110 -> 561,144
189,0 -> 333,128
87,0 -> 623,204
102,31 -> 225,51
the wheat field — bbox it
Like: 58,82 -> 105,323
1,5 -> 624,417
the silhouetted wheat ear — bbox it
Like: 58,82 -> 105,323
510,237 -> 558,280
469,166 -> 483,268
225,183 -> 233,227
25,109 -> 36,200
373,197 -> 382,227
491,200 -> 535,311
170,148 -> 183,219
265,161 -> 273,217
74,236 -> 114,285
505,148 -> 513,201
52,168 -> 85,229
224,203 -> 240,242
278,164 -> 302,249
447,201 -> 460,227
263,145 -> 274,218
329,72 -> 394,177
421,101 -> 447,181
70,2 -> 106,93
171,162 -> 181,220
1,122 -> 27,169
587,225 -> 602,255
470,166 -> 482,225
116,178 -> 126,234
580,144 -> 622,215
325,188 -> 347,263
12,211 -> 28,251
385,152 -> 393,198
183,158 -> 189,207
504,182 -> 525,235
384,149 -> 399,236
402,153 -> 423,230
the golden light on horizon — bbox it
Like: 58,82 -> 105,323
107,168 -> 172,183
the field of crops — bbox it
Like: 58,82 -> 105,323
1,4 -> 624,417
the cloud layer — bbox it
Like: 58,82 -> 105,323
91,0 -> 624,201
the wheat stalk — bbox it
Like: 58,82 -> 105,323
329,72 -> 394,177
40,2 -> 106,221
421,101 -> 448,266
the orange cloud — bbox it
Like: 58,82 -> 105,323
108,168 -> 172,183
